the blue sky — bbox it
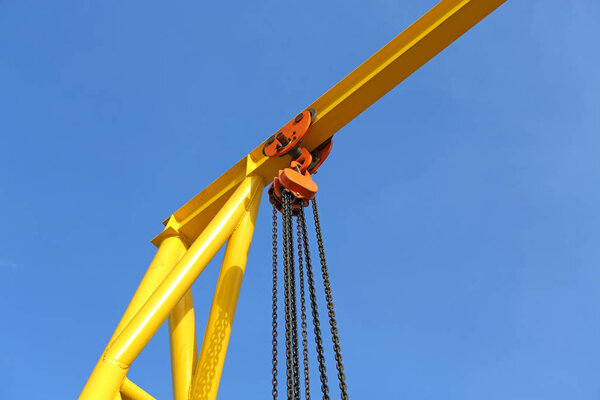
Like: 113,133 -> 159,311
1,1 -> 599,399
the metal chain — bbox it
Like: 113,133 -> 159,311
285,193 -> 301,399
272,194 -> 348,399
299,206 -> 330,399
271,206 -> 279,400
312,198 -> 349,399
296,215 -> 311,400
282,193 -> 294,399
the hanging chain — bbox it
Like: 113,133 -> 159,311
282,192 -> 294,399
272,194 -> 349,400
312,198 -> 349,399
285,193 -> 301,399
296,216 -> 311,400
299,206 -> 330,399
271,206 -> 279,400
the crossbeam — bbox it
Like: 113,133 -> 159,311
153,0 -> 507,245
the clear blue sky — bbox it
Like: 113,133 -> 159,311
1,1 -> 599,399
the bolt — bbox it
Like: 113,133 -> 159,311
294,112 -> 304,123
276,132 -> 290,146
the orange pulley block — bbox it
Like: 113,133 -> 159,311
263,109 -> 332,214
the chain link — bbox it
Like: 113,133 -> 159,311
296,215 -> 311,400
299,206 -> 330,399
272,206 -> 279,399
282,192 -> 294,399
312,198 -> 349,399
285,193 -> 301,399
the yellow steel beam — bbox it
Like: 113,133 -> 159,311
80,175 -> 264,399
121,378 -> 157,400
190,183 -> 262,400
113,233 -> 189,345
169,289 -> 198,400
153,0 -> 507,245
80,233 -> 188,400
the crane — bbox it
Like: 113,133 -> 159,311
79,1 -> 507,399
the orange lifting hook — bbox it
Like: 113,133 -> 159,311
262,109 -> 332,215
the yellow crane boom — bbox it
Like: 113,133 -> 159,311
159,0 -> 506,245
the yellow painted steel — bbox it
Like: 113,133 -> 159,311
82,1 -> 508,397
190,185 -> 262,400
113,232 -> 189,344
80,175 -> 264,399
80,233 -> 188,400
154,0 -> 507,244
121,378 -> 157,400
169,289 -> 197,400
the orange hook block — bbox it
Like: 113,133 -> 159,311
268,178 -> 309,215
268,166 -> 318,214
263,109 -> 333,214
279,168 -> 318,200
